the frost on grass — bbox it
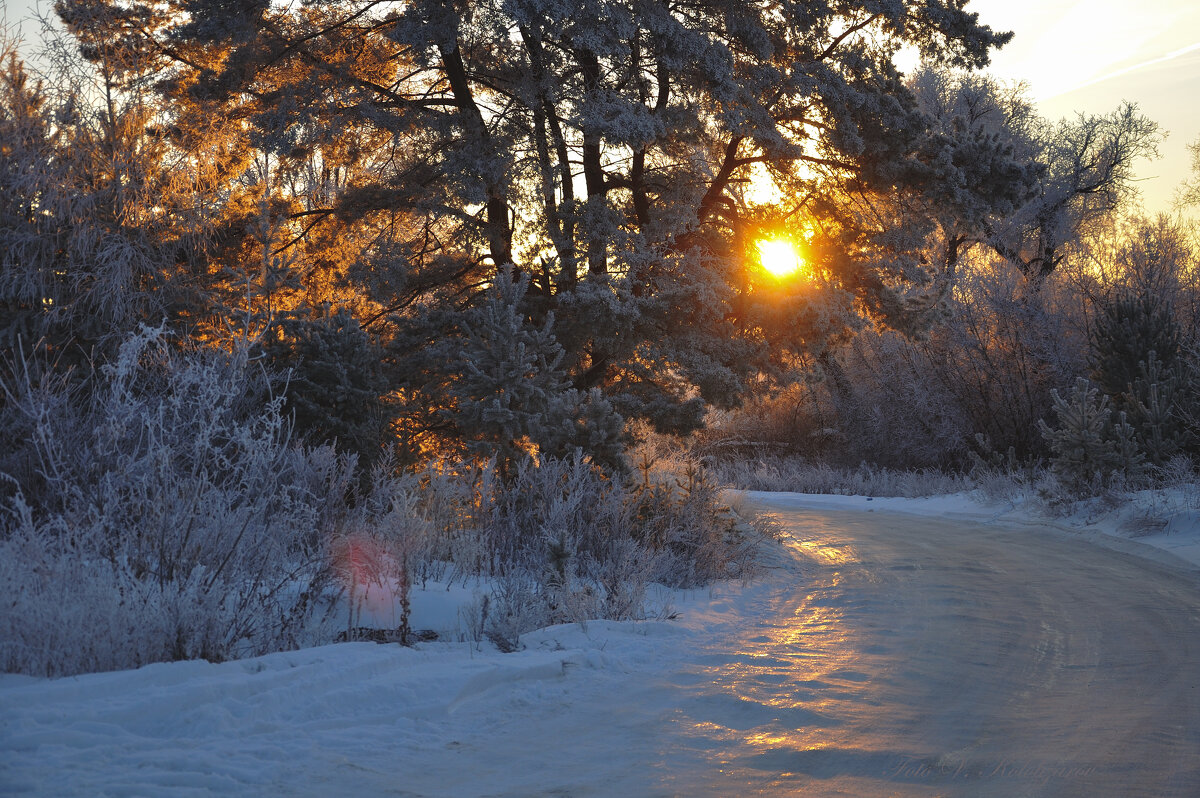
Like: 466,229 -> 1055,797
0,329 -> 755,677
0,328 -> 347,676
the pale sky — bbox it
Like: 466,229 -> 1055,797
970,0 -> 1200,213
3,0 -> 1197,212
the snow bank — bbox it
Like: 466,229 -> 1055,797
0,563 -> 779,797
0,617 -> 688,796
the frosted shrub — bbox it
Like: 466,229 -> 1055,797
479,456 -> 629,649
458,454 -> 748,650
0,328 -> 768,672
328,471 -> 433,643
412,461 -> 497,580
0,328 -> 352,677
712,455 -> 972,497
630,462 -> 753,588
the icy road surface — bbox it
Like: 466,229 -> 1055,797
4,494 -> 1200,796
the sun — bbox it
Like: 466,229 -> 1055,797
756,237 -> 804,278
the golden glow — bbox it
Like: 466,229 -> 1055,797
675,526 -> 887,790
756,237 -> 804,278
793,538 -> 857,566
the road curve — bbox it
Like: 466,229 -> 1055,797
663,498 -> 1200,797
6,497 -> 1199,797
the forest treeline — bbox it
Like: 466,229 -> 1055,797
1,1 -> 1197,676
709,212 -> 1200,488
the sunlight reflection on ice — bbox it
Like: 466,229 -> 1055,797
687,526 -> 873,773
663,503 -> 1200,796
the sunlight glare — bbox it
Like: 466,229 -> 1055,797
757,238 -> 804,278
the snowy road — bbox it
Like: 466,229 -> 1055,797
669,497 -> 1200,796
5,495 -> 1200,796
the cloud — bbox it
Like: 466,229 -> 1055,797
1058,41 -> 1200,97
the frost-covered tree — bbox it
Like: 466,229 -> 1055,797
1178,137 -> 1200,210
259,309 -> 391,463
1126,353 -> 1188,465
1089,292 -> 1187,464
0,29 -> 226,364
1090,292 -> 1181,406
1039,378 -> 1144,494
50,0 -> 1016,443
984,103 -> 1161,281
801,67 -> 1040,336
897,70 -> 1161,286
413,270 -> 625,475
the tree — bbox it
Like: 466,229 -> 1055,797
410,269 -> 625,475
1039,378 -> 1144,494
51,0 -> 1017,448
1090,291 -> 1188,464
984,103 -> 1161,281
802,67 -> 1042,337
1090,292 -> 1181,406
897,70 -> 1162,285
259,309 -> 391,463
1178,136 -> 1200,210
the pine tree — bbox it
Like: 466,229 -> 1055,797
259,309 -> 390,463
1127,352 -> 1185,465
1091,292 -> 1181,404
427,270 -> 626,476
50,0 -> 1022,440
1179,351 -> 1200,456
1039,378 -> 1145,494
1089,291 -> 1185,464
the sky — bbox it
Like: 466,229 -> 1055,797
2,0 -> 1197,213
969,0 -> 1200,214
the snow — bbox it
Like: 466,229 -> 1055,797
740,487 -> 1200,572
4,488 -> 1199,796
0,574 -> 766,796
1,623 -> 635,794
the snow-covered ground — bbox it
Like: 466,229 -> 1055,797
0,575 -> 780,796
3,488 -> 1199,796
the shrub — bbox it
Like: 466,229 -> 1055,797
0,328 -> 350,676
712,455 -> 973,497
440,454 -> 753,651
0,328 -> 760,675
